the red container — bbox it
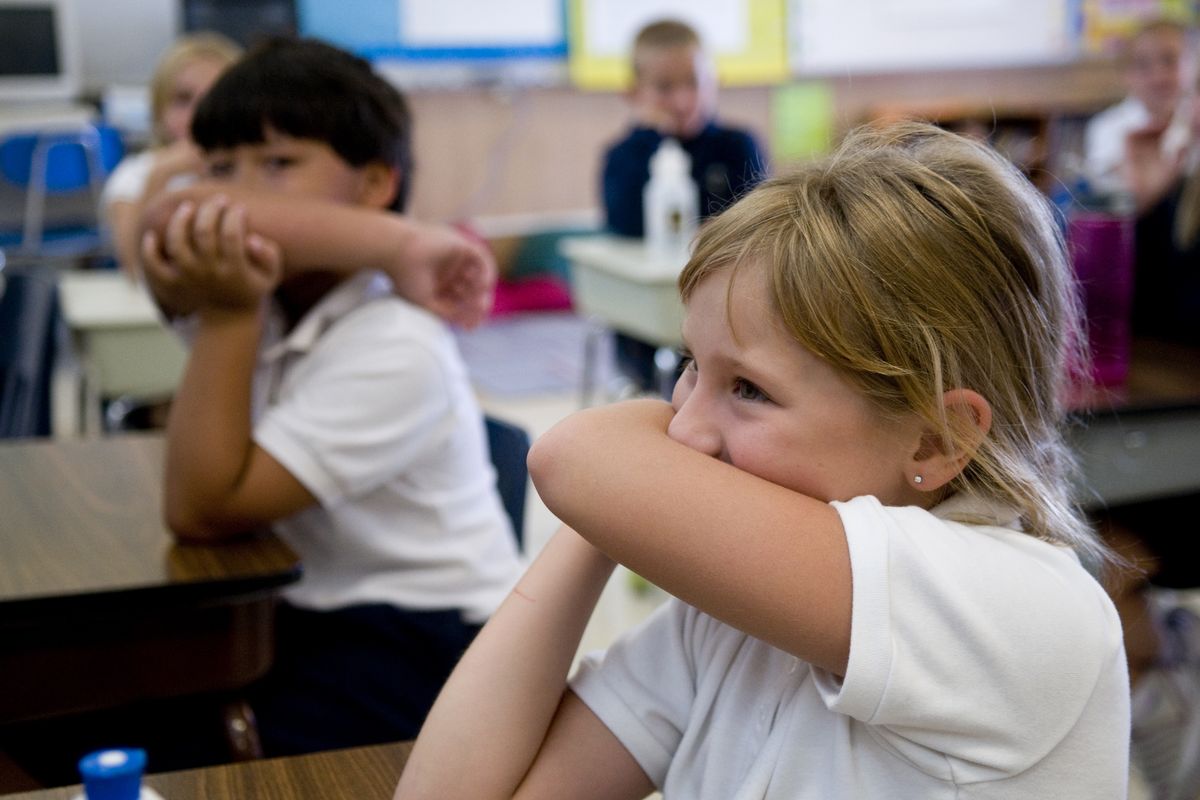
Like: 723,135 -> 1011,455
1067,211 -> 1135,387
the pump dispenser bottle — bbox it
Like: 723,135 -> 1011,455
643,137 -> 698,256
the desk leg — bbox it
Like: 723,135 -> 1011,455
51,342 -> 83,439
581,318 -> 607,408
80,358 -> 103,437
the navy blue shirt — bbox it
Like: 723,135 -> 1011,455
602,121 -> 767,237
1134,182 -> 1200,344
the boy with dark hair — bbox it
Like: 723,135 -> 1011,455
140,37 -> 522,756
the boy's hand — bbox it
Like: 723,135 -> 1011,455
632,96 -> 680,137
1124,123 -> 1186,212
389,222 -> 497,329
141,196 -> 283,315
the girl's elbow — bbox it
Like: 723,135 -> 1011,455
526,423 -> 580,502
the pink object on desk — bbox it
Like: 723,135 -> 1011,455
489,276 -> 574,317
1067,211 -> 1135,387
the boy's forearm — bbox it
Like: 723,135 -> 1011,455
163,307 -> 263,540
396,528 -> 616,800
141,184 -> 417,277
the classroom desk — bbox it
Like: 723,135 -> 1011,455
559,235 -> 686,404
1069,338 -> 1200,509
1,741 -> 411,800
560,234 -> 685,348
0,434 -> 301,725
54,271 -> 188,436
559,234 -> 1200,508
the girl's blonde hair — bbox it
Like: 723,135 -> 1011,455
149,32 -> 242,145
680,122 -> 1107,567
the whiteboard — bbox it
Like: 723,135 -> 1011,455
789,0 -> 1080,74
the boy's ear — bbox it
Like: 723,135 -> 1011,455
357,162 -> 400,210
907,389 -> 992,493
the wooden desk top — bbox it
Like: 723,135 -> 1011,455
0,433 -> 301,617
0,434 -> 302,723
2,741 -> 411,800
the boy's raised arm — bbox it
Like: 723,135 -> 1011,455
144,198 -> 319,541
141,183 -> 496,328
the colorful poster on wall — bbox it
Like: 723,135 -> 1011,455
567,0 -> 788,90
1081,0 -> 1197,54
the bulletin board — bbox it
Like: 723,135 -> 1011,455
567,0 -> 789,90
788,0 -> 1080,74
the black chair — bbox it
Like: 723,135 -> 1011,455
484,415 -> 531,551
0,269 -> 60,439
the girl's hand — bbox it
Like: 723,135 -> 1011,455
141,196 -> 283,315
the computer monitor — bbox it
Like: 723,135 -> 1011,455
0,0 -> 82,103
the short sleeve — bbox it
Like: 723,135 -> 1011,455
101,152 -> 152,208
570,597 -> 705,786
254,302 -> 457,506
815,496 -> 1124,779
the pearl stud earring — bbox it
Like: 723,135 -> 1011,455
913,475 -> 924,485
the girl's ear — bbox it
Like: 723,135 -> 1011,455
358,162 -> 400,210
907,388 -> 992,493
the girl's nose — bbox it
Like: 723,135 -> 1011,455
667,390 -> 722,458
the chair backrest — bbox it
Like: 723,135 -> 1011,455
0,125 -> 123,191
0,270 -> 60,439
484,415 -> 530,551
0,124 -> 124,255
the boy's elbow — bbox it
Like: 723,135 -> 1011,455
163,497 -> 242,543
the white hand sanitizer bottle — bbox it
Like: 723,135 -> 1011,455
643,137 -> 699,256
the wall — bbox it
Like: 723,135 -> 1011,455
77,0 -> 178,90
405,58 -> 1125,230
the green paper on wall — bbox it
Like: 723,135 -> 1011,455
771,82 -> 835,164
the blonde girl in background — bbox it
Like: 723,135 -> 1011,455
102,32 -> 241,276
396,122 -> 1129,800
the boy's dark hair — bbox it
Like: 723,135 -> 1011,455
191,37 -> 413,212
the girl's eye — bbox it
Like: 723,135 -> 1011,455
733,378 -> 767,402
678,352 -> 695,372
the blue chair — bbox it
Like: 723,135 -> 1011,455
0,124 -> 124,258
0,269 -> 60,439
484,415 -> 530,551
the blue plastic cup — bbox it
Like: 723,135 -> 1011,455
78,748 -> 145,800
